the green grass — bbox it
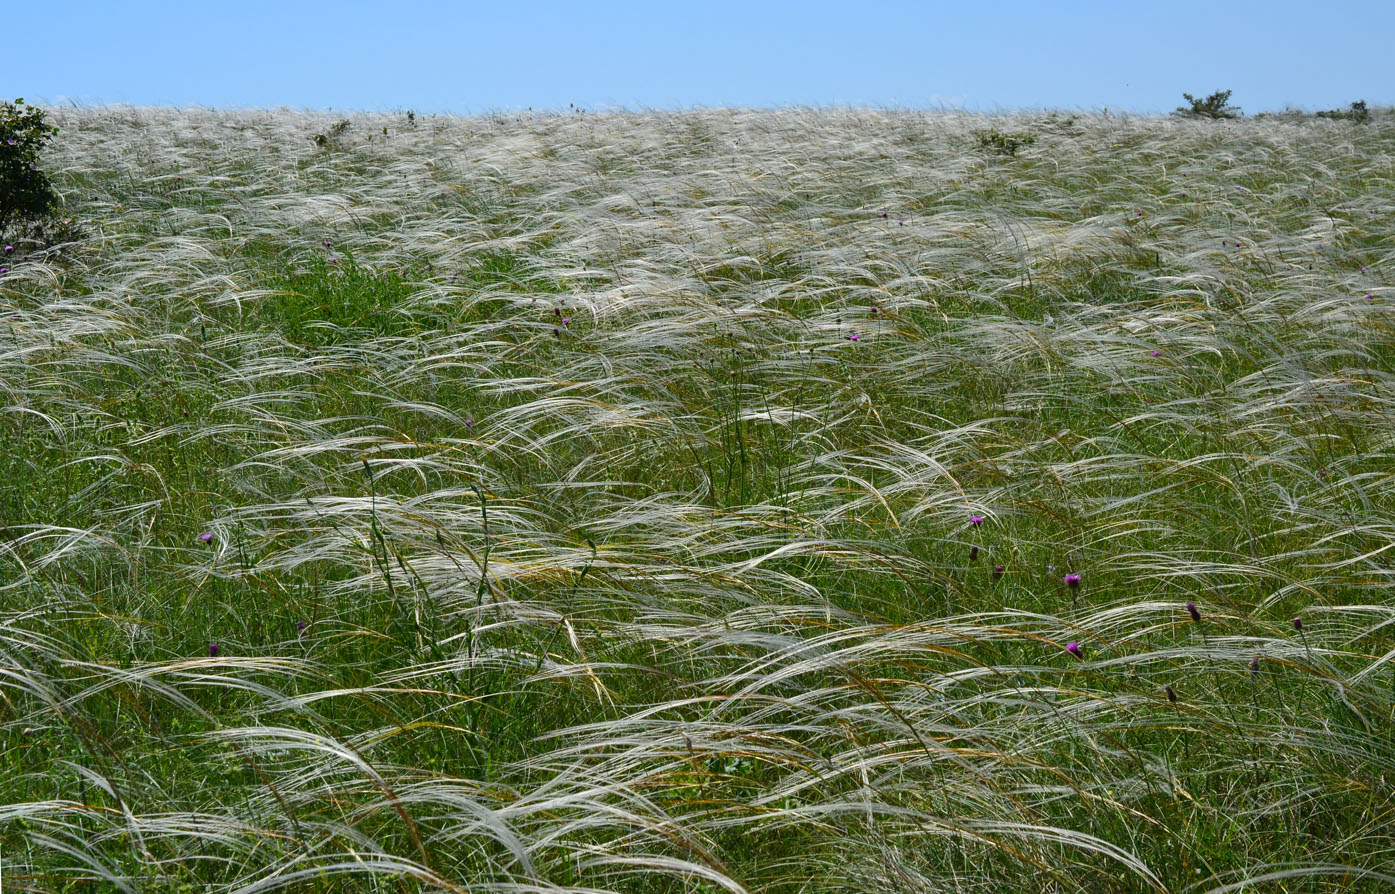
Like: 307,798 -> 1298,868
0,105 -> 1392,892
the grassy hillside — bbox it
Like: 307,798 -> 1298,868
1,105 -> 1393,891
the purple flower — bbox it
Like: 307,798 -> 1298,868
1066,641 -> 1081,657
208,643 -> 220,657
198,531 -> 214,543
968,515 -> 984,527
1137,211 -> 1144,217
1292,616 -> 1303,631
848,333 -> 859,341
3,245 -> 12,253
464,417 -> 473,427
296,620 -> 307,633
1186,601 -> 1201,622
1150,350 -> 1161,357
969,545 -> 979,560
992,564 -> 1004,580
0,267 -> 7,274
1180,192 -> 1188,198
561,316 -> 571,325
323,239 -> 332,247
327,256 -> 338,264
880,211 -> 887,218
1064,573 -> 1081,589
898,220 -> 904,226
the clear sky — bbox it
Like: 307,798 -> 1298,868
11,0 -> 1391,114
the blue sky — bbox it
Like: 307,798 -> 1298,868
12,1 -> 1391,114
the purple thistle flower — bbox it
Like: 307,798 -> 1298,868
969,545 -> 979,560
1064,573 -> 1081,589
1180,192 -> 1188,198
1292,616 -> 1303,631
1165,684 -> 1177,703
969,515 -> 984,527
323,239 -> 332,247
3,245 -> 12,253
993,564 -> 1004,580
464,417 -> 473,427
198,531 -> 214,543
296,620 -> 307,633
880,211 -> 887,218
1137,211 -> 1144,217
208,643 -> 220,657
1150,349 -> 1161,357
848,332 -> 859,341
898,219 -> 904,226
327,256 -> 338,264
562,316 -> 571,325
1186,601 -> 1201,622
0,267 -> 7,274
1066,641 -> 1081,657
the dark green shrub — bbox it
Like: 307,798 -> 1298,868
1175,90 -> 1241,119
974,129 -> 1036,157
0,98 -> 60,237
312,119 -> 351,149
1316,100 -> 1369,122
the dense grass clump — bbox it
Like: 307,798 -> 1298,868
0,104 -> 1393,891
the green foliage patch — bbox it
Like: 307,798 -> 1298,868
973,128 -> 1037,155
1175,88 -> 1242,119
0,98 -> 72,244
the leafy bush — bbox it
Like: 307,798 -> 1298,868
974,129 -> 1036,156
1316,100 -> 1369,122
0,98 -> 61,237
312,119 -> 351,149
1175,89 -> 1241,119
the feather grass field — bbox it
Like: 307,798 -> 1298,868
1,104 -> 1393,891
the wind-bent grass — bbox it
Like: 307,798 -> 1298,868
0,105 -> 1392,891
